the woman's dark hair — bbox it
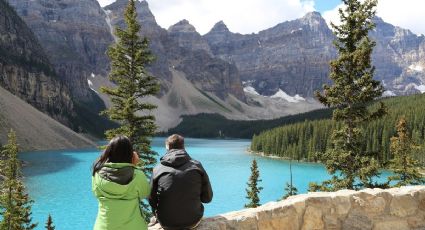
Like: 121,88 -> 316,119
92,136 -> 133,176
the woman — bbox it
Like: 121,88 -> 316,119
92,136 -> 150,230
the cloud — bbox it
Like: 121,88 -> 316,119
323,0 -> 425,36
145,0 -> 315,35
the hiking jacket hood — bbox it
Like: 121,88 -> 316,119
149,149 -> 213,229
92,162 -> 150,230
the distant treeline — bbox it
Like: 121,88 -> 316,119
165,109 -> 333,139
251,94 -> 425,165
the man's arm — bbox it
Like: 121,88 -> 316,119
196,162 -> 213,203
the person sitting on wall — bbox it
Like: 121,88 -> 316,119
149,134 -> 213,230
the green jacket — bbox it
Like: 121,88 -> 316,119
92,163 -> 150,230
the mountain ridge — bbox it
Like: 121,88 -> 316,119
5,0 -> 425,133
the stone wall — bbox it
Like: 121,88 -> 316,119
149,186 -> 425,230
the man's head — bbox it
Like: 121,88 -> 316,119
166,134 -> 185,150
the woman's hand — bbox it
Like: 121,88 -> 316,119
132,152 -> 140,165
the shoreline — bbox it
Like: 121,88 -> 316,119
247,149 -> 425,176
246,148 -> 315,163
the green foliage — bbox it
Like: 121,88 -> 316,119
100,0 -> 159,220
0,130 -> 37,230
167,108 -> 333,139
251,94 -> 425,166
282,182 -> 298,200
45,214 -> 55,230
282,160 -> 298,200
313,0 -> 385,191
245,159 -> 263,208
388,117 -> 425,187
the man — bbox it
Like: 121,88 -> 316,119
149,134 -> 213,230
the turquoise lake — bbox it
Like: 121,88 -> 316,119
20,138 -> 388,229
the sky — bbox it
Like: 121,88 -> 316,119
97,0 -> 425,36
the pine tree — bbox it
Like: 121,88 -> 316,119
45,214 -> 55,230
282,159 -> 298,200
101,0 -> 159,175
310,0 -> 386,191
100,0 -> 159,219
0,130 -> 37,230
245,159 -> 263,208
388,117 -> 425,186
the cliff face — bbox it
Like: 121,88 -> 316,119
7,0 -> 114,102
104,0 -> 246,102
0,0 -> 73,124
204,13 -> 425,97
372,17 -> 425,95
205,12 -> 335,97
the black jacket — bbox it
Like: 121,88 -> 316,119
149,149 -> 213,229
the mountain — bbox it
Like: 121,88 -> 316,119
372,17 -> 425,95
0,0 -> 74,125
99,0 -> 321,130
7,0 -> 113,100
104,0 -> 246,101
6,0 -> 423,133
7,0 -> 118,136
204,13 -> 425,97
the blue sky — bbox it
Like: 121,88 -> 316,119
303,0 -> 341,12
97,0 -> 425,36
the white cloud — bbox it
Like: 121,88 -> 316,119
323,0 -> 425,36
143,0 -> 314,35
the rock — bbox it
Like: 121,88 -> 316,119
146,186 -> 425,230
168,20 -> 212,54
8,0 -> 114,102
373,220 -> 410,230
351,193 -> 387,216
104,0 -> 246,102
390,194 -> 418,217
407,214 -> 425,229
342,212 -> 373,230
302,206 -> 324,230
204,13 -> 425,97
0,0 -> 74,126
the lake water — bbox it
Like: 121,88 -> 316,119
20,138 -> 387,229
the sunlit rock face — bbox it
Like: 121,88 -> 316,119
8,0 -> 114,103
0,0 -> 74,125
149,186 -> 425,230
104,0 -> 246,102
204,13 -> 425,97
204,12 -> 336,97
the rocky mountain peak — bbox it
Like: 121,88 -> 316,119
300,11 -> 327,27
209,20 -> 230,34
168,19 -> 198,34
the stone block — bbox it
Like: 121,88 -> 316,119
342,212 -> 373,230
373,220 -> 409,230
351,193 -> 387,216
302,206 -> 324,230
390,194 -> 418,217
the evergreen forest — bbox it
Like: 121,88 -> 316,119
251,94 -> 425,166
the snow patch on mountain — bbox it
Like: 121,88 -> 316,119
270,89 -> 305,103
87,79 -> 99,94
383,90 -> 396,97
409,64 -> 424,72
243,86 -> 260,95
414,84 -> 425,93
